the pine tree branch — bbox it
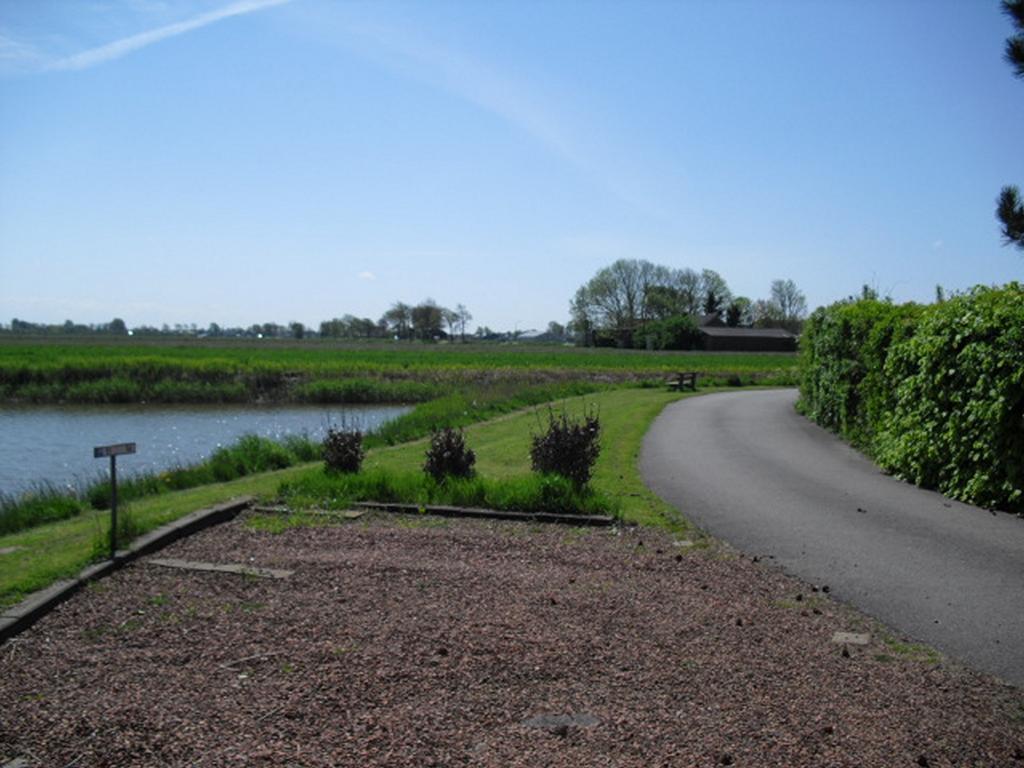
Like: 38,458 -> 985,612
997,185 -> 1024,251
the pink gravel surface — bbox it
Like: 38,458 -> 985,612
1,511 -> 1022,767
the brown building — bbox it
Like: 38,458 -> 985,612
698,326 -> 797,352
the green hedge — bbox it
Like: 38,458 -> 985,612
799,284 -> 1023,514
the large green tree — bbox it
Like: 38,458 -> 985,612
997,0 -> 1024,251
569,259 -> 732,347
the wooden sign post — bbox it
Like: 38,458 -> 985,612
94,442 -> 136,560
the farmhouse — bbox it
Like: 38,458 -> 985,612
699,325 -> 798,352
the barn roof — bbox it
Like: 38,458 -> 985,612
698,326 -> 796,339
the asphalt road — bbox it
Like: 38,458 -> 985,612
640,388 -> 1024,688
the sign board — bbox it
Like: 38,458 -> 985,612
93,442 -> 137,459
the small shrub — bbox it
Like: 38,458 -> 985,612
423,427 -> 476,481
530,409 -> 601,488
323,428 -> 364,473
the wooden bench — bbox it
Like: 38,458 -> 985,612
665,372 -> 698,391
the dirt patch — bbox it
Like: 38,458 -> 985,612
1,513 -> 1021,767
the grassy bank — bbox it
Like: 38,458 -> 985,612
275,386 -> 687,523
0,435 -> 322,537
0,381 -> 604,536
279,470 -> 618,518
0,339 -> 797,404
0,386 -> 695,608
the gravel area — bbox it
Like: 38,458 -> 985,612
1,512 -> 1022,767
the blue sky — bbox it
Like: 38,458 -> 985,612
1,0 -> 1022,331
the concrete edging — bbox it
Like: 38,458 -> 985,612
0,496 -> 254,644
352,501 -> 616,527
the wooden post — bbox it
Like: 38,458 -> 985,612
94,442 -> 136,560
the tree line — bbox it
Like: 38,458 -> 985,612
2,300 -> 482,342
5,268 -> 808,348
569,259 -> 807,348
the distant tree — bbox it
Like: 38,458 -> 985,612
442,307 -> 459,340
546,320 -> 566,338
289,321 -> 305,340
570,260 -> 734,346
768,279 -> 808,332
108,318 -> 128,335
411,300 -> 444,340
699,269 -> 732,315
748,280 -> 806,332
725,297 -> 753,327
455,304 -> 473,342
570,259 -> 666,347
644,284 -> 681,321
320,318 -> 343,338
351,317 -> 377,338
207,322 -> 222,336
383,302 -> 412,339
703,289 -> 722,316
751,299 -> 782,328
997,1 -> 1024,252
672,268 -> 704,316
569,286 -> 596,346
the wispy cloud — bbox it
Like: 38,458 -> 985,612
45,0 -> 291,72
357,271 -> 376,281
342,21 -> 668,219
0,33 -> 45,69
346,22 -> 582,170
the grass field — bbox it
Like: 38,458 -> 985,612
0,387 -> 697,608
0,338 -> 797,403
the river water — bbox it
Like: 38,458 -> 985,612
0,404 -> 411,496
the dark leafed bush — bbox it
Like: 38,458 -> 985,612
530,409 -> 601,488
323,428 -> 365,474
423,427 -> 476,481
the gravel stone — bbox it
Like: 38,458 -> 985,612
1,512 -> 1022,767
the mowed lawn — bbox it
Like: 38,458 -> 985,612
0,388 -> 694,609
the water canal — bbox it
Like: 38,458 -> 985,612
0,404 -> 411,496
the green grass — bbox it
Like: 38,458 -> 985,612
0,386 -> 700,608
302,387 -> 695,529
279,469 -> 618,517
0,338 -> 797,404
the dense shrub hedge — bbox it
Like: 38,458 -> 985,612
799,284 -> 1023,514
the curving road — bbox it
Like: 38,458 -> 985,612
640,388 -> 1024,687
